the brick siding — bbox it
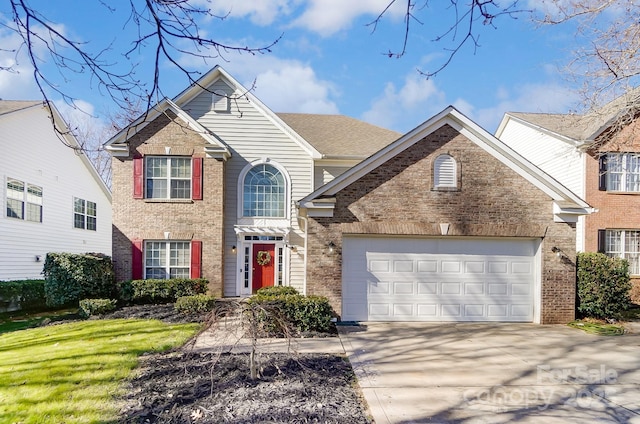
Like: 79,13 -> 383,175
111,110 -> 225,295
305,124 -> 577,324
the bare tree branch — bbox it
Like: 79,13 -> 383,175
369,0 -> 528,78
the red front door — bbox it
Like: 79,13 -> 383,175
252,243 -> 275,292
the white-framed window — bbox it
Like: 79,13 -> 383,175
606,153 -> 640,192
146,157 -> 191,199
6,178 -> 42,222
145,241 -> 191,279
242,164 -> 286,217
74,197 -> 97,231
605,229 -> 640,275
433,154 -> 457,189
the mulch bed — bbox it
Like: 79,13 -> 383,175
104,304 -> 371,423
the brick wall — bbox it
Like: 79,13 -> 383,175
111,110 -> 225,295
584,127 -> 640,303
306,124 -> 577,324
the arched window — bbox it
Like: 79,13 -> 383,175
434,154 -> 457,189
242,164 -> 286,217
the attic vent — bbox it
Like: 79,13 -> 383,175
212,92 -> 230,113
434,154 -> 457,189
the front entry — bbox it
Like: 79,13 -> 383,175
252,243 -> 275,292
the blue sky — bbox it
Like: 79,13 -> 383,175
0,1 -> 583,134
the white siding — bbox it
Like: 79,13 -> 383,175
0,106 -> 112,280
498,118 -> 585,251
313,165 -> 351,189
184,80 -> 313,296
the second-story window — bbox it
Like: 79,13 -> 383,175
146,157 -> 191,199
605,153 -> 640,192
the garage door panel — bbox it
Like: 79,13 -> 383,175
343,237 -> 537,322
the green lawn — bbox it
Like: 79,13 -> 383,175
0,319 -> 199,423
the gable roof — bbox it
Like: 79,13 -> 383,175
299,106 -> 591,222
277,113 -> 401,159
497,88 -> 640,144
103,97 -> 230,160
105,66 -> 323,159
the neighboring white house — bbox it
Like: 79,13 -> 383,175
0,101 -> 112,280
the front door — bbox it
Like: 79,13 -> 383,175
252,243 -> 275,292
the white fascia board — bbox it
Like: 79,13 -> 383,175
173,66 -> 322,160
553,202 -> 595,223
297,198 -> 336,217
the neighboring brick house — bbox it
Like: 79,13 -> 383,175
106,67 -> 591,324
496,93 -> 640,302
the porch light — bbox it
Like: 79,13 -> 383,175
231,245 -> 236,253
327,241 -> 336,254
551,246 -> 566,259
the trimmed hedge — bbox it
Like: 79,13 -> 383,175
577,252 -> 632,319
119,278 -> 208,304
0,279 -> 46,313
79,298 -> 117,318
256,286 -> 299,297
175,294 -> 217,314
248,293 -> 335,333
43,253 -> 115,308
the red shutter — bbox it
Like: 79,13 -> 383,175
191,240 -> 202,278
133,156 -> 144,199
132,239 -> 143,279
192,157 -> 203,200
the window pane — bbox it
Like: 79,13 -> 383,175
170,180 -> 191,199
171,158 -> 191,178
606,230 -> 622,254
145,242 -> 166,267
146,179 -> 167,199
7,179 -> 24,199
626,154 -> 640,192
7,198 -> 23,219
146,157 -> 167,177
87,216 -> 97,231
74,198 -> 85,214
87,201 -> 97,217
170,242 -> 190,266
146,268 -> 168,279
607,154 -> 623,191
26,204 -> 42,222
74,213 -> 85,229
170,268 -> 190,278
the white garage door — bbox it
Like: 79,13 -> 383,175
342,237 -> 538,322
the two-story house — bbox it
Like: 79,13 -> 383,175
105,66 -> 591,323
1,101 -> 112,280
496,93 -> 640,302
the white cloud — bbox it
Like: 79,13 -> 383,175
361,72 -> 446,132
469,83 -> 580,132
193,0 -> 299,25
291,0 -> 406,36
0,27 -> 40,100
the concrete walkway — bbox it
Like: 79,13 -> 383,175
339,322 -> 640,424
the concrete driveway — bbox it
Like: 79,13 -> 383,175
338,323 -> 640,423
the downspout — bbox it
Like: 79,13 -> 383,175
298,215 -> 308,295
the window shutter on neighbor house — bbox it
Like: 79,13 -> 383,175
190,240 -> 202,278
598,155 -> 607,191
132,239 -> 143,279
133,156 -> 144,199
192,157 -> 203,200
597,229 -> 607,253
